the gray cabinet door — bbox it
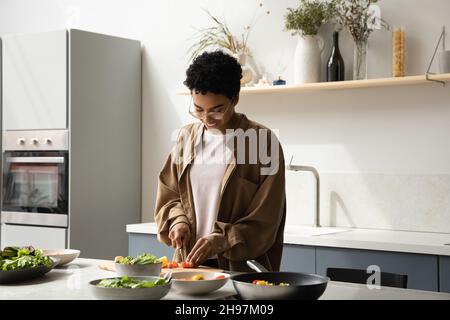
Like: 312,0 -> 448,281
439,256 -> 450,293
3,30 -> 67,130
1,224 -> 66,249
281,244 -> 316,274
316,247 -> 438,291
128,233 -> 174,258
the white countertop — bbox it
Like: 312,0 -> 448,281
0,258 -> 234,300
1,258 -> 449,300
127,223 -> 450,256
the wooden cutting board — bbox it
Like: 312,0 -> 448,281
98,261 -> 223,273
98,261 -> 116,272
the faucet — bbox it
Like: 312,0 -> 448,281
286,157 -> 321,227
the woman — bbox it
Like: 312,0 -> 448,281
154,51 -> 286,272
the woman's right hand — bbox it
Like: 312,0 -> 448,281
168,222 -> 190,249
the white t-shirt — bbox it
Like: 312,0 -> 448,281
189,128 -> 234,242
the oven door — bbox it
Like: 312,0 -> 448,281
1,151 -> 68,227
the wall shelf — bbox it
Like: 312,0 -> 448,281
176,73 -> 450,96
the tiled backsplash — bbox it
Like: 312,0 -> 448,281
286,172 -> 450,233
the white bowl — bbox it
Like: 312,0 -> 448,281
42,249 -> 80,266
115,262 -> 163,277
170,271 -> 229,295
89,276 -> 171,300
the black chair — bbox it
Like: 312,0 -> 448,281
326,267 -> 408,289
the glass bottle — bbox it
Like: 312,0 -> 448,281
327,32 -> 345,82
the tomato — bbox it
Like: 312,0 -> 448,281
167,261 -> 179,269
181,261 -> 193,268
252,280 -> 260,284
215,275 -> 225,280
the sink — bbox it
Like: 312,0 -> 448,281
284,225 -> 351,237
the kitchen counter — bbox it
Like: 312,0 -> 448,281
0,258 -> 235,300
127,223 -> 450,256
1,258 -> 450,300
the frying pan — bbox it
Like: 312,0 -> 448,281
231,260 -> 329,300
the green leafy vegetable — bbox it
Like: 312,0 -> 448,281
97,275 -> 167,288
117,253 -> 160,265
284,0 -> 335,36
0,246 -> 53,271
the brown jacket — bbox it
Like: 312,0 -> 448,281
154,113 -> 286,272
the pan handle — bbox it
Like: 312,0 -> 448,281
246,260 -> 269,273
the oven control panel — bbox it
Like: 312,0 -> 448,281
3,130 -> 69,151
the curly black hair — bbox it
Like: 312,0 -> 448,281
184,50 -> 242,100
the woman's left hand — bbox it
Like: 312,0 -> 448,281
186,237 -> 213,266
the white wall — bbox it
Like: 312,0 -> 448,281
1,0 -> 450,232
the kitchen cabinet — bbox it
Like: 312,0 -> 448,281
439,256 -> 450,293
2,30 -> 67,130
316,247 -> 438,291
280,245 -> 440,292
281,244 -> 315,274
1,29 -> 142,259
129,233 -> 174,258
1,224 -> 66,249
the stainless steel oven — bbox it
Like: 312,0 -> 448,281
1,130 -> 69,228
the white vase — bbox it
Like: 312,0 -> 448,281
235,52 -> 255,86
293,35 -> 324,84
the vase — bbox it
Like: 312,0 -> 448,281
235,52 -> 255,86
353,40 -> 368,80
293,35 -> 324,84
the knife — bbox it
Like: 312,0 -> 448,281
172,246 -> 185,263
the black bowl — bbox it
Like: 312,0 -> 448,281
0,257 -> 58,284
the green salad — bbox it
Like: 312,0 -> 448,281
0,246 -> 53,271
115,253 -> 161,265
97,275 -> 167,288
